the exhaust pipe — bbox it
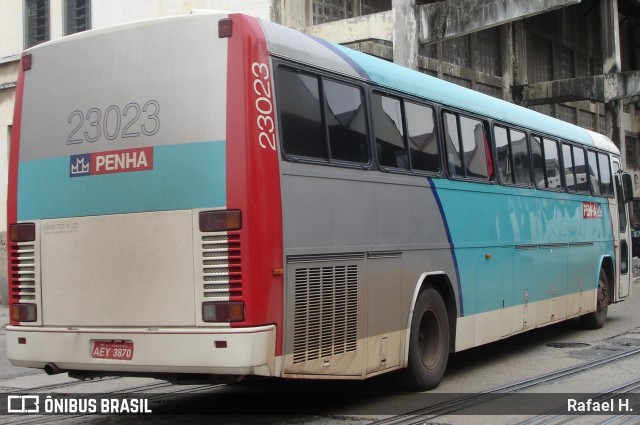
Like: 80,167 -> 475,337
44,363 -> 62,375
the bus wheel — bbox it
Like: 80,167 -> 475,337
399,286 -> 450,391
580,269 -> 609,330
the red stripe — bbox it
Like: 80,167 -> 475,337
7,55 -> 27,324
226,14 -> 284,356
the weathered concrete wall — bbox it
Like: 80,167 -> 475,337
393,0 -> 418,69
302,11 -> 393,43
418,0 -> 580,44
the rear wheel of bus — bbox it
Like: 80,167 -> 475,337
580,268 -> 609,329
399,286 -> 450,391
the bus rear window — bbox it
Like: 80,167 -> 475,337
276,68 -> 326,159
276,67 -> 369,164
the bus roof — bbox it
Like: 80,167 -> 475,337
259,17 -> 619,155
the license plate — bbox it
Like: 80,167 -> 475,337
91,341 -> 134,360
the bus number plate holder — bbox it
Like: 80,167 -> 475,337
91,341 -> 134,360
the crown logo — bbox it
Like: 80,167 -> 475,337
70,154 -> 91,177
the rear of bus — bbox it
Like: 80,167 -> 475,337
7,13 -> 284,381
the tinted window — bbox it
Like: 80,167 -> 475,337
324,80 -> 369,163
277,68 -> 326,159
372,93 -> 407,169
495,126 -> 511,183
461,116 -> 490,179
587,150 -> 601,195
572,146 -> 589,193
543,138 -> 562,189
444,112 -> 491,180
563,144 -> 576,192
405,101 -> 439,173
444,112 -> 463,177
598,152 -> 613,196
530,135 -> 545,188
511,130 -> 531,186
495,125 -> 531,186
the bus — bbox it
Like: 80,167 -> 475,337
7,12 -> 634,391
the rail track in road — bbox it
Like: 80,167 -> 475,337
372,345 -> 640,425
2,345 -> 640,424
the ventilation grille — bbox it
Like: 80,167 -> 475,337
201,233 -> 242,299
10,242 -> 38,302
293,265 -> 358,363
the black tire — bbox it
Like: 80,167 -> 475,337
397,286 -> 450,391
580,268 -> 609,330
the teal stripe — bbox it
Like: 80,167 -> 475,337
17,141 -> 226,220
431,179 -> 615,315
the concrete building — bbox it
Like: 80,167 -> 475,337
1,0 -> 639,303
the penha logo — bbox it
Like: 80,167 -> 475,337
70,154 -> 91,177
70,147 -> 154,177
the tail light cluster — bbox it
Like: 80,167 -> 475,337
9,223 -> 37,323
199,210 -> 244,323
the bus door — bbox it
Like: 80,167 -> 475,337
612,160 -> 632,300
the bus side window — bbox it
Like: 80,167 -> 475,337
494,125 -> 512,184
372,93 -> 408,170
587,150 -> 601,195
572,146 -> 589,193
531,135 -> 546,188
444,112 -> 491,180
405,101 -> 440,173
510,129 -> 531,186
324,79 -> 369,164
460,116 -> 490,179
598,152 -> 613,196
276,68 -> 327,160
543,138 -> 562,189
563,143 -> 576,192
444,112 -> 463,177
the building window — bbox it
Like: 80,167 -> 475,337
626,135 -> 639,168
557,105 -> 577,124
578,110 -> 596,131
361,0 -> 391,15
312,0 -> 390,24
442,36 -> 470,68
26,0 -> 50,48
576,52 -> 594,77
555,45 -> 574,79
66,0 -> 91,35
531,35 -> 553,83
474,27 -> 501,77
313,0 -> 354,24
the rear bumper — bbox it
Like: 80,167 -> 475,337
6,325 -> 276,377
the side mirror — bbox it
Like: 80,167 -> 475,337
622,173 -> 634,204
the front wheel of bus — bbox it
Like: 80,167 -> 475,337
399,286 -> 450,391
580,269 -> 609,330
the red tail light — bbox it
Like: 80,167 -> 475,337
218,18 -> 233,38
22,52 -> 32,71
9,223 -> 35,242
199,210 -> 241,232
202,302 -> 244,322
12,304 -> 37,322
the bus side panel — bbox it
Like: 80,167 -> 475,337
431,179 -> 614,349
226,14 -> 284,354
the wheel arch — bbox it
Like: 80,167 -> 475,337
599,255 -> 614,304
403,272 -> 458,365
